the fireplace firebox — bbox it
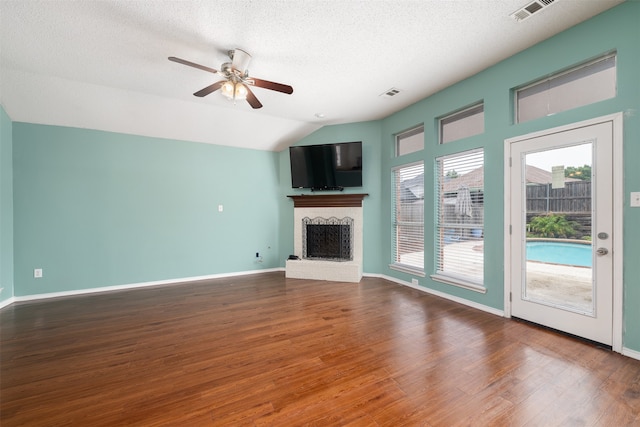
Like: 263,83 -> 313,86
302,216 -> 353,261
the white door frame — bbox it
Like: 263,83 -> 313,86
504,113 -> 623,353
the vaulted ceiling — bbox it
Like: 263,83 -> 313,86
0,0 -> 624,151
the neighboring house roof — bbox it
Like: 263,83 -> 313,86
442,167 -> 484,193
442,165 -> 580,193
399,173 -> 425,202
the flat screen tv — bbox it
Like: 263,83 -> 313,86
289,141 -> 362,191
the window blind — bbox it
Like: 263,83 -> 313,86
392,162 -> 424,272
435,149 -> 484,284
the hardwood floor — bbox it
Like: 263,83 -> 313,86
1,272 -> 639,426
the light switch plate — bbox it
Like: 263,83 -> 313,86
631,192 -> 640,207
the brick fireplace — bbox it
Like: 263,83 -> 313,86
286,194 -> 367,283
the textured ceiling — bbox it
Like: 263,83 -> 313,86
0,0 -> 625,151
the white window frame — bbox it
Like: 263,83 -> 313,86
432,149 -> 485,292
391,161 -> 425,276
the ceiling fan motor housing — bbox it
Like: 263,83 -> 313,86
221,62 -> 233,76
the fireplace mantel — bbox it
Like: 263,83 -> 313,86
287,193 -> 368,208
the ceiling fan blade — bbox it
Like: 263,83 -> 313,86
245,86 -> 263,109
168,56 -> 219,75
193,81 -> 225,97
250,78 -> 294,95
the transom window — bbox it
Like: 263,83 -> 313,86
515,53 -> 616,123
439,103 -> 484,144
395,126 -> 424,156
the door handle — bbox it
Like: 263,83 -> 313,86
596,247 -> 609,256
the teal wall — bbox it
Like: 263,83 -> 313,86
277,121 -> 383,273
0,105 -> 14,303
12,124 -> 281,296
279,2 -> 640,350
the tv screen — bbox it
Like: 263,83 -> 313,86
289,141 -> 362,190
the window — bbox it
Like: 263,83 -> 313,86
516,54 -> 616,123
439,103 -> 484,144
433,149 -> 484,291
396,126 -> 424,156
392,162 -> 424,274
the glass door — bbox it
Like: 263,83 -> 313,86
509,122 -> 613,345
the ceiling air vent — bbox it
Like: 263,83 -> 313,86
380,87 -> 401,98
511,0 -> 557,22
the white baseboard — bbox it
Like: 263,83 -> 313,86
0,296 -> 15,310
622,347 -> 640,361
4,270 -> 497,316
12,268 -> 284,303
371,273 -> 505,317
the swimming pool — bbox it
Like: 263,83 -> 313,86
526,241 -> 592,267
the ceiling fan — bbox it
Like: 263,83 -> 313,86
169,49 -> 293,109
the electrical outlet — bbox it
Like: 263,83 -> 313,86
631,192 -> 640,207
411,278 -> 419,286
218,205 -> 224,212
34,268 -> 43,278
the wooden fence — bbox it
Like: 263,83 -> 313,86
399,181 -> 590,222
526,181 -> 591,213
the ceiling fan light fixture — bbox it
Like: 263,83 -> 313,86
235,82 -> 248,100
221,81 -> 248,101
221,81 -> 234,98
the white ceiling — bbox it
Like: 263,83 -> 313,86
0,0 -> 624,152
